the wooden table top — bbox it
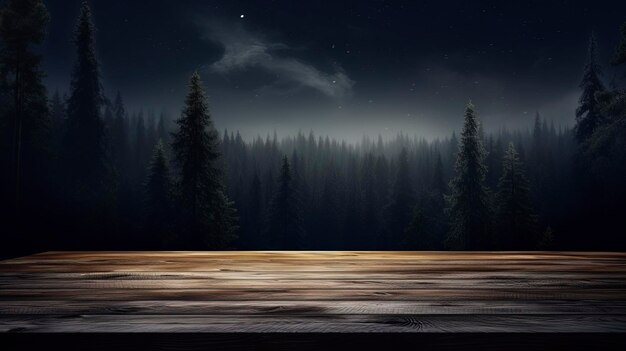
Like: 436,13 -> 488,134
1,251 -> 626,333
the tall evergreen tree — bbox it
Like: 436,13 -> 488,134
264,156 -> 305,249
61,1 -> 111,208
572,24 -> 626,248
171,72 -> 237,249
144,141 -> 173,248
495,143 -> 538,249
575,33 -> 605,142
446,102 -> 492,250
0,0 -> 50,217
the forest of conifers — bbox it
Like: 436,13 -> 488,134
2,1 -> 626,258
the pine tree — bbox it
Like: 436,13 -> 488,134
575,33 -> 605,142
171,72 -> 238,249
144,141 -> 173,248
264,156 -> 305,249
571,24 -> 626,250
446,102 -> 492,250
62,1 -> 111,207
0,0 -> 50,217
495,143 -> 538,249
384,148 -> 414,249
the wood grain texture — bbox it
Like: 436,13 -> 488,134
1,251 -> 626,333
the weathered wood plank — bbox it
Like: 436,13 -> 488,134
3,264 -> 625,273
2,287 -> 625,301
3,271 -> 625,280
3,278 -> 625,290
1,251 -> 626,333
3,252 -> 625,274
3,300 -> 626,315
2,314 -> 626,333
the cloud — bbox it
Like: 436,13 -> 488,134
198,20 -> 353,100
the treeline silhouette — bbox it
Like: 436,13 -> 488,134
220,117 -> 573,251
1,1 -> 625,257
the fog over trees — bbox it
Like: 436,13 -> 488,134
1,1 -> 626,257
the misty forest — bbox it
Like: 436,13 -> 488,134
2,1 -> 626,258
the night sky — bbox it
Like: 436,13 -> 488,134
42,0 -> 626,140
